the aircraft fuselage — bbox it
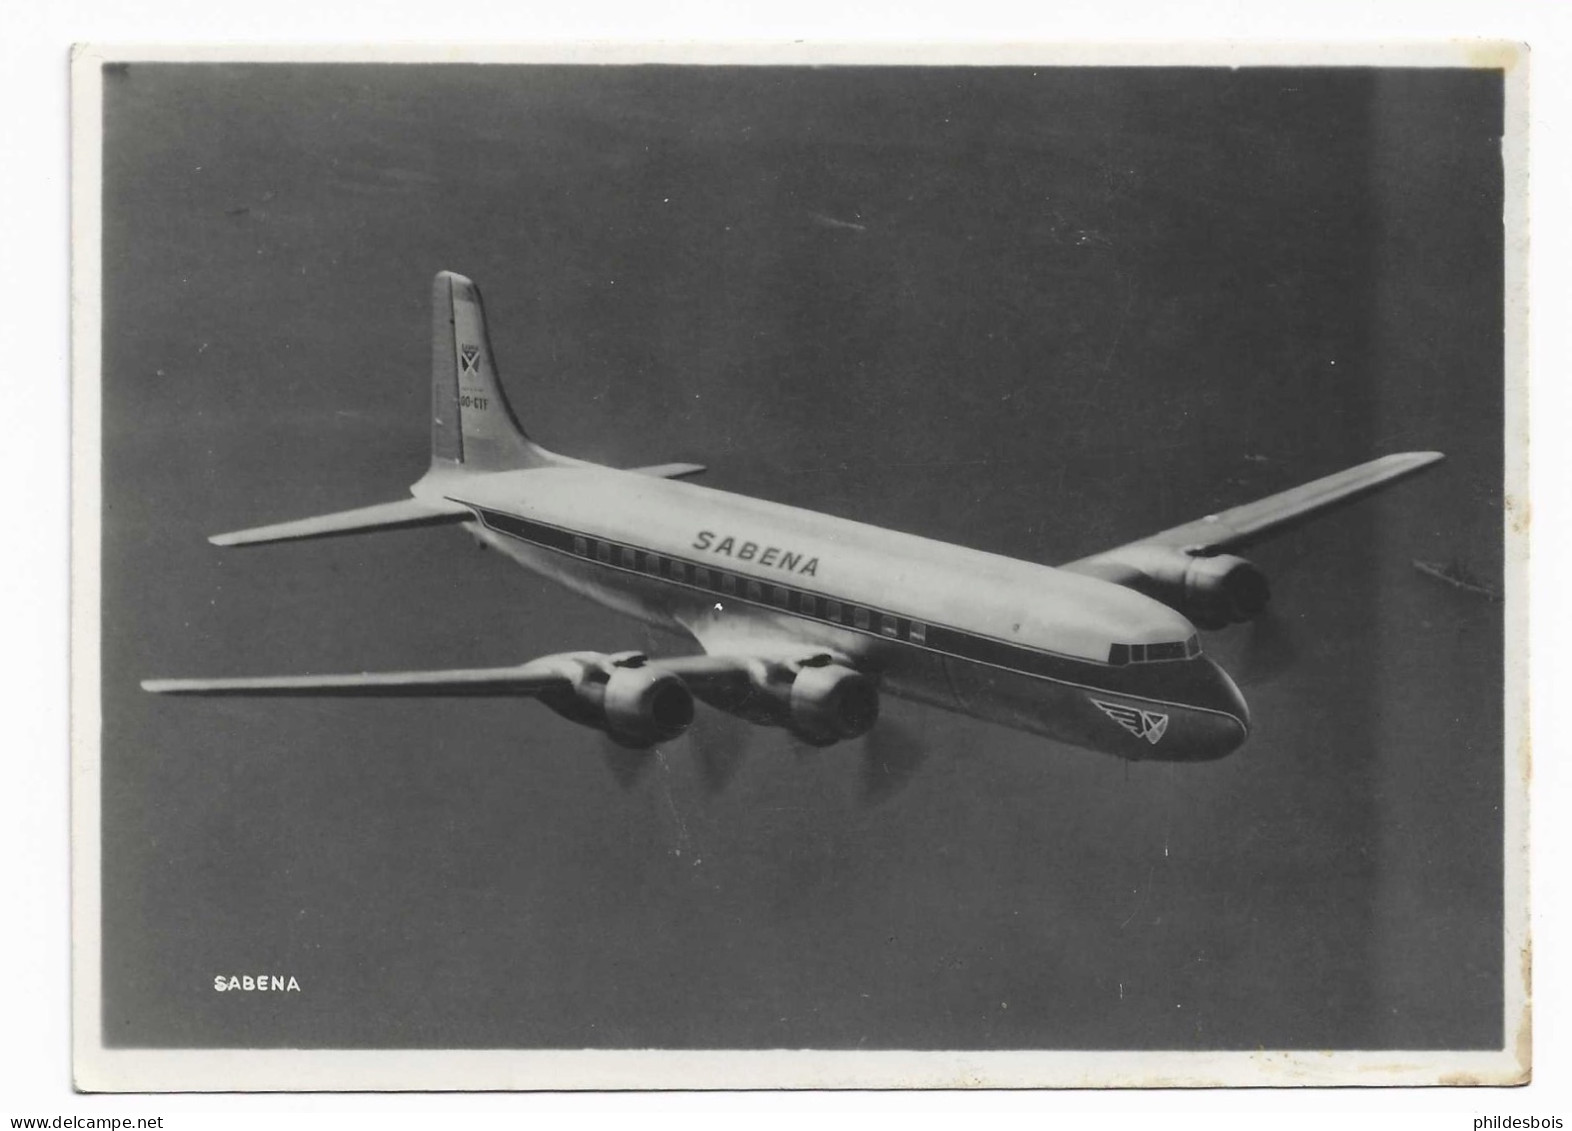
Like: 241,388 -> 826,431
425,465 -> 1251,761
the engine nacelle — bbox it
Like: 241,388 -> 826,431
684,656 -> 879,746
788,663 -> 880,745
1182,553 -> 1271,627
602,666 -> 695,746
539,655 -> 695,747
1090,545 -> 1270,630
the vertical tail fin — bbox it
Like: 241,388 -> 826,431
428,270 -> 567,473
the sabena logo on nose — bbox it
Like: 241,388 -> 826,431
1091,699 -> 1169,744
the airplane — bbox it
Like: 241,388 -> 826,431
142,271 -> 1445,763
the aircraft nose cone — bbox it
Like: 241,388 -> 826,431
1187,657 -> 1250,760
1145,657 -> 1249,762
1213,657 -> 1250,734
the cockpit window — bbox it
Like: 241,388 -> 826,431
1107,634 -> 1201,665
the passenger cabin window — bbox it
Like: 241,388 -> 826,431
745,579 -> 763,601
694,566 -> 711,588
572,535 -> 588,557
800,594 -> 817,617
669,560 -> 687,583
853,607 -> 870,631
771,586 -> 790,607
909,622 -> 928,645
595,541 -> 612,564
721,574 -> 737,595
880,614 -> 900,638
620,546 -> 636,569
643,553 -> 661,576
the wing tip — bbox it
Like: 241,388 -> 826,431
207,523 -> 299,547
1382,450 -> 1445,467
1383,450 -> 1447,478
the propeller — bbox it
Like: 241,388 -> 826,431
783,729 -> 834,763
859,718 -> 927,807
1232,607 -> 1300,686
687,711 -> 753,794
599,733 -> 657,789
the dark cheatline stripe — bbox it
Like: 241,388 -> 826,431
468,506 -> 1223,705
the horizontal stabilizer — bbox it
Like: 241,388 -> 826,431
629,462 -> 707,480
142,660 -> 567,697
210,497 -> 472,547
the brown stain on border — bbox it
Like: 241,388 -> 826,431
1514,940 -> 1532,1084
1459,41 -> 1525,73
1505,493 -> 1529,537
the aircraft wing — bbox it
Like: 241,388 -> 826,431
209,497 -> 473,548
141,649 -> 803,699
141,658 -> 575,697
143,644 -> 871,746
1060,451 -> 1445,573
646,649 -> 823,697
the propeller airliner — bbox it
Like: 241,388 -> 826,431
143,271 -> 1444,762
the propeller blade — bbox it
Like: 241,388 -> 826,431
860,719 -> 926,807
687,712 -> 752,794
1235,608 -> 1300,685
600,734 -> 657,789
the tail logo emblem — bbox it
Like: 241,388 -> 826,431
1092,699 -> 1169,745
460,345 -> 480,374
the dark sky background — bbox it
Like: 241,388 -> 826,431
100,64 -> 1504,1051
